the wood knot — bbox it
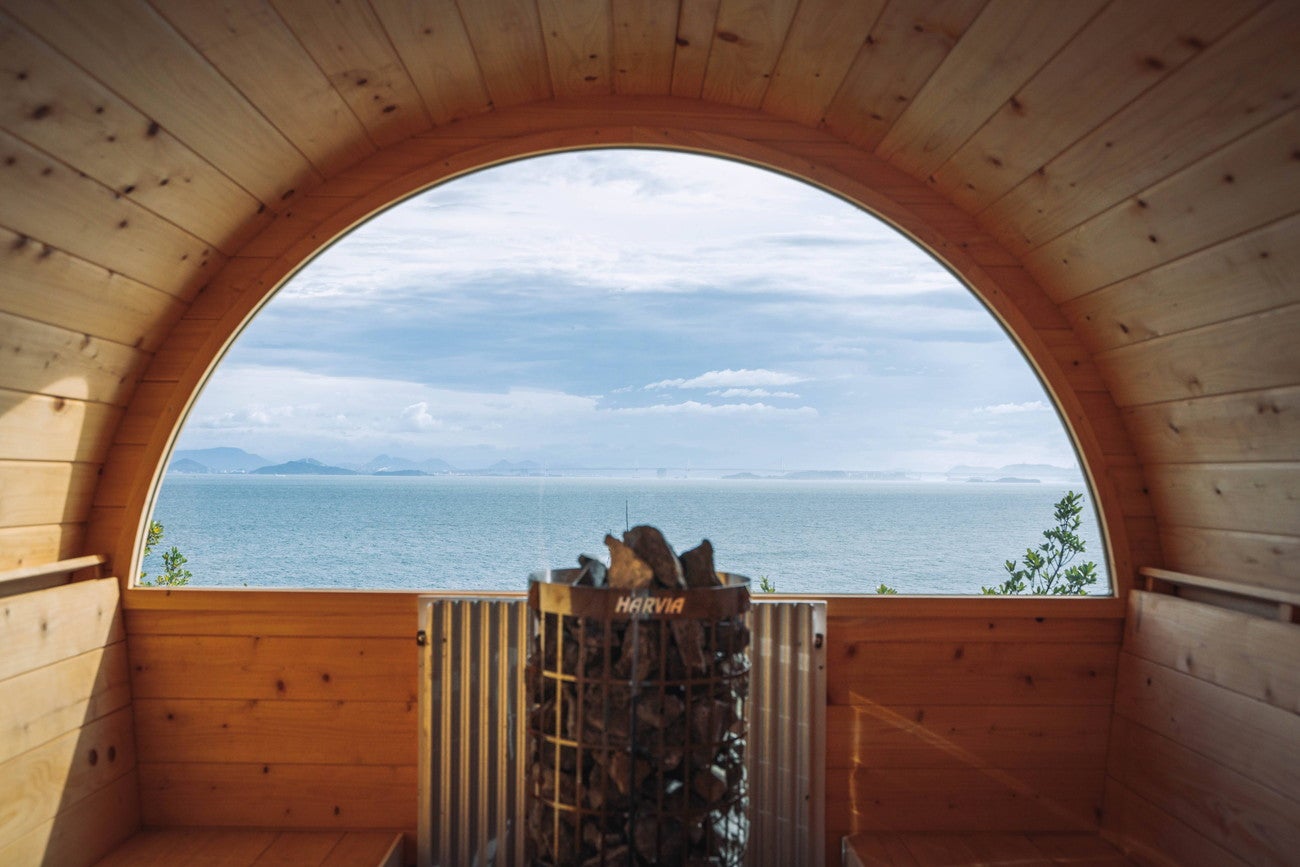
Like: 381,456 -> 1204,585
716,30 -> 740,43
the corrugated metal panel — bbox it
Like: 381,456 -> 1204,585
418,597 -> 826,866
747,600 -> 827,867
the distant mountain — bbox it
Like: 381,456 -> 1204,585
373,469 -> 427,477
172,447 -> 270,473
355,454 -> 456,474
169,457 -> 210,473
251,458 -> 357,476
947,463 -> 1080,481
483,459 -> 542,475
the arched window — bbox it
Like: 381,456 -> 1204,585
143,150 -> 1109,595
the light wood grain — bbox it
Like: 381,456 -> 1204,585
610,0 -> 677,96
0,768 -> 138,867
153,0 -> 376,176
537,0 -> 611,98
669,0 -> 721,98
0,577 -> 123,682
1159,525 -> 1300,592
0,311 -> 145,407
0,523 -> 84,571
456,0 -> 551,107
0,389 -> 121,463
370,0 -> 491,125
761,0 -> 881,126
0,460 -> 97,528
700,0 -> 800,108
1143,462 -> 1299,537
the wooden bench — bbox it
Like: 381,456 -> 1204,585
93,829 -> 403,866
844,832 -> 1137,866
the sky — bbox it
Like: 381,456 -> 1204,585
176,149 -> 1082,474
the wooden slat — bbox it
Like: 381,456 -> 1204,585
129,635 -> 417,702
0,641 -> 129,765
1114,652 -> 1300,803
320,832 -> 404,867
1124,590 -> 1300,713
455,0 -> 551,107
610,0 -> 677,96
821,0 -> 988,152
0,460 -> 96,527
122,585 -> 422,615
1107,716 -> 1300,866
1095,305 -> 1300,407
826,703 -> 1110,769
0,523 -> 84,572
826,615 -> 1122,645
94,828 -> 277,866
983,1 -> 1300,253
0,705 -> 136,850
818,594 -> 1125,620
124,607 -> 413,638
0,226 -> 185,350
1024,110 -> 1300,297
1159,526 -> 1300,592
1121,385 -> 1300,465
878,0 -> 1104,179
1143,462 -> 1299,537
133,698 -> 415,766
1064,214 -> 1300,354
0,767 -> 138,867
1026,833 -> 1133,865
1104,778 -> 1250,867
827,640 -> 1119,707
253,830 -> 343,864
0,577 -> 123,682
761,0 -> 882,126
827,765 -> 1102,832
152,0 -> 375,177
1,0 -> 319,204
0,127 -> 220,291
0,311 -> 146,407
0,553 -> 103,587
369,0 -> 491,125
537,0 -> 611,98
669,0 -> 721,99
269,0 -> 431,147
0,388 -> 121,463
1141,566 -> 1300,608
934,0 -> 1255,213
844,833 -> 922,867
136,762 -> 416,831
0,10 -> 266,254
699,0 -> 800,108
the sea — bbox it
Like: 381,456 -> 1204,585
142,474 -> 1112,595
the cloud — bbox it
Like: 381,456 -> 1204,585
645,369 -> 808,390
400,401 -> 441,431
708,388 -> 800,399
972,400 -> 1051,415
612,401 -> 817,418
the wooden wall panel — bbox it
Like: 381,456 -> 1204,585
761,0 -> 881,126
0,460 -> 96,528
1105,590 -> 1300,866
0,389 -> 121,464
0,311 -> 146,408
0,578 -> 138,867
699,0 -> 799,108
456,0 -> 552,107
1121,386 -> 1299,466
536,0 -> 612,98
669,0 -> 720,98
1159,526 -> 1300,593
610,0 -> 678,96
369,0 -> 491,125
0,524 -> 84,571
1143,463 -> 1300,538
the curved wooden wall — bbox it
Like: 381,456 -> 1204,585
78,100 -> 1148,590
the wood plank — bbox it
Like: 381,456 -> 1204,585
0,523 -> 84,571
122,585 -> 422,615
1160,525 -> 1300,593
0,10 -> 266,254
1141,566 -> 1300,608
269,0 -> 431,147
129,635 -> 417,702
761,0 -> 882,126
369,0 -> 491,125
1113,652 -> 1300,803
0,577 -> 123,682
610,0 -> 677,96
0,127 -> 220,291
153,0 -> 375,177
111,380 -> 181,447
826,703 -> 1111,769
0,641 -> 130,765
1024,110 -> 1300,296
844,833 -> 922,867
137,762 -> 416,831
1026,833 -> 1132,865
133,698 -> 416,766
1143,462 -> 1299,537
983,1 -> 1300,253
826,765 -> 1102,832
1107,716 -> 1300,866
456,0 -> 551,107
253,830 -> 343,864
124,607 -> 413,638
0,554 -> 103,587
1124,590 -> 1300,713
1063,214 -> 1300,354
537,0 -> 611,98
821,0 -> 988,152
669,0 -> 721,99
819,594 -> 1125,620
94,828 -> 276,866
0,706 -> 136,850
0,388 -> 121,463
2,0 -> 319,203
1095,305 -> 1300,407
826,615 -> 1122,645
0,460 -> 96,527
1122,384 -> 1300,466
935,0 -> 1256,213
878,0 -> 1104,180
828,640 -> 1119,707
0,768 -> 138,867
0,311 -> 146,407
0,225 -> 185,349
320,832 -> 404,867
899,834 -> 984,867
1103,777 -> 1250,867
699,0 -> 800,108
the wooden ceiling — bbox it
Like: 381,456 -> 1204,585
0,0 -> 1295,597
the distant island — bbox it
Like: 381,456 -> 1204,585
252,458 -> 357,476
723,470 -> 913,481
966,476 -> 1040,484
